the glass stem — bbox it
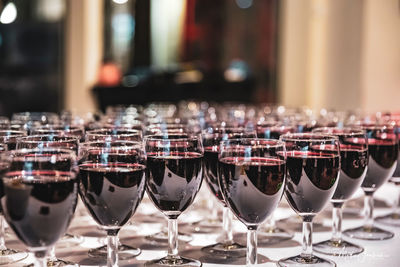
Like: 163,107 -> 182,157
364,193 -> 374,228
246,226 -> 258,266
34,250 -> 49,267
331,203 -> 344,242
264,214 -> 276,231
394,186 -> 400,215
0,215 -> 6,251
48,246 -> 57,261
222,206 -> 233,244
106,229 -> 119,267
167,218 -> 179,258
300,217 -> 313,260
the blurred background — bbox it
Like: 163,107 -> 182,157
0,0 -> 398,116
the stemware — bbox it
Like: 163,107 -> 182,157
344,124 -> 398,240
144,134 -> 203,267
278,133 -> 340,267
0,144 -> 28,265
312,127 -> 368,256
375,120 -> 400,226
16,134 -> 81,266
1,148 -> 78,267
200,126 -> 256,258
255,122 -> 295,242
218,138 -> 286,265
83,129 -> 144,260
78,140 -> 146,266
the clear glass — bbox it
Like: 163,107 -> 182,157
219,138 -> 286,266
312,127 -> 367,256
0,134 -> 29,265
1,148 -> 78,267
200,126 -> 257,257
278,133 -> 340,266
144,134 -> 203,267
78,140 -> 146,265
344,125 -> 397,240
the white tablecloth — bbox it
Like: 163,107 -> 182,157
8,182 -> 400,267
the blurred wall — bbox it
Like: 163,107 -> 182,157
361,0 -> 400,112
279,0 -> 400,112
65,0 -> 103,114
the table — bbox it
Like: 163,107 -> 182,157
8,182 -> 400,267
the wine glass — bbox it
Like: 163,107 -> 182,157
78,140 -> 146,266
83,129 -> 144,260
200,126 -> 256,258
375,120 -> 400,226
16,134 -> 81,266
144,134 -> 203,267
1,148 -> 78,267
312,127 -> 368,256
278,133 -> 340,267
0,144 -> 28,265
256,122 -> 295,242
344,124 -> 398,240
218,138 -> 286,265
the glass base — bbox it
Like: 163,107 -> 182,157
0,248 -> 28,265
375,213 -> 400,227
47,258 -> 77,267
278,254 -> 336,266
201,242 -> 246,258
343,225 -> 394,240
313,239 -> 364,256
145,255 -> 201,267
145,231 -> 193,243
88,244 -> 141,260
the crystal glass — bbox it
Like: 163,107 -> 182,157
278,133 -> 340,267
219,138 -> 286,265
312,127 -> 368,256
144,134 -> 203,267
1,148 -> 78,267
200,126 -> 256,258
78,140 -> 146,266
344,124 -> 398,240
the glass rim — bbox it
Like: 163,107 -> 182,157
279,133 -> 339,142
17,135 -> 79,143
312,127 -> 365,136
220,138 -> 285,148
8,147 -> 77,157
86,128 -> 142,135
80,140 -> 142,148
144,134 -> 200,142
0,129 -> 27,136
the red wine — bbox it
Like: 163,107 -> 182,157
362,141 -> 398,192
1,171 -> 77,248
203,148 -> 224,203
333,147 -> 368,201
78,163 -> 146,227
146,152 -> 203,216
285,151 -> 339,215
218,157 -> 285,225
